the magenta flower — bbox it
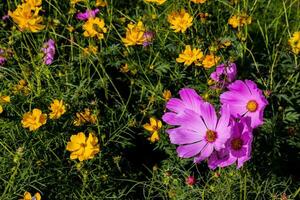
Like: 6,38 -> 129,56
41,39 -> 55,65
209,117 -> 253,169
162,88 -> 204,126
166,102 -> 231,163
220,80 -> 268,128
76,9 -> 99,20
210,63 -> 237,87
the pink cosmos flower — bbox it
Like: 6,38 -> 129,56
220,80 -> 268,128
185,176 -> 196,186
76,9 -> 100,20
41,39 -> 55,65
210,63 -> 237,87
166,102 -> 232,163
162,88 -> 204,126
208,117 -> 253,169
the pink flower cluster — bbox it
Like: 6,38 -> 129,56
162,66 -> 268,169
41,39 -> 55,65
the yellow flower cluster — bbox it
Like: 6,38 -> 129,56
288,31 -> 300,55
176,45 -> 204,66
21,99 -> 66,131
144,0 -> 166,5
83,17 -> 107,39
167,9 -> 193,33
73,108 -> 97,126
122,21 -> 146,46
0,94 -> 10,114
228,13 -> 252,28
22,191 -> 41,200
162,90 -> 172,101
190,0 -> 207,3
176,46 -> 221,68
12,79 -> 31,95
8,0 -> 45,32
66,132 -> 100,161
143,117 -> 162,143
202,53 -> 221,68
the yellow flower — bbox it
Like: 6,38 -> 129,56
73,108 -> 97,126
21,108 -> 47,131
49,99 -> 66,119
190,0 -> 207,3
122,21 -> 146,46
83,45 -> 98,56
228,13 -> 251,28
13,79 -> 31,95
23,0 -> 42,9
162,90 -> 172,101
202,54 -> 221,68
83,17 -> 107,39
70,0 -> 86,5
66,132 -> 100,161
143,117 -> 162,143
167,9 -> 193,33
0,95 -> 10,114
8,3 -> 45,32
176,45 -> 204,66
288,31 -> 300,55
144,0 -> 166,5
120,63 -> 129,73
22,191 -> 41,200
96,0 -> 108,7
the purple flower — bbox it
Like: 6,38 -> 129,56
209,117 -> 253,169
76,9 -> 100,20
165,102 -> 232,163
2,14 -> 9,21
142,31 -> 155,47
220,80 -> 268,128
0,49 -> 6,65
162,88 -> 204,126
41,39 -> 55,65
210,63 -> 237,88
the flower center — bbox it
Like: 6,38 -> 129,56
205,130 -> 217,143
246,100 -> 258,112
80,143 -> 87,148
231,138 -> 243,150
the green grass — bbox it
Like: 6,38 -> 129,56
0,0 -> 299,199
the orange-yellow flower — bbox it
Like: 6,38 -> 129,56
21,108 -> 47,131
190,0 -> 207,3
96,0 -> 108,7
83,17 -> 107,39
167,9 -> 193,33
0,95 -> 10,114
176,45 -> 204,66
288,31 -> 300,55
49,99 -> 66,119
70,0 -> 86,5
202,54 -> 221,68
23,0 -> 42,9
8,2 -> 45,32
74,108 -> 97,126
22,191 -> 41,200
162,90 -> 172,101
66,132 -> 100,161
122,21 -> 146,46
228,13 -> 251,28
143,117 -> 162,143
144,0 -> 166,5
